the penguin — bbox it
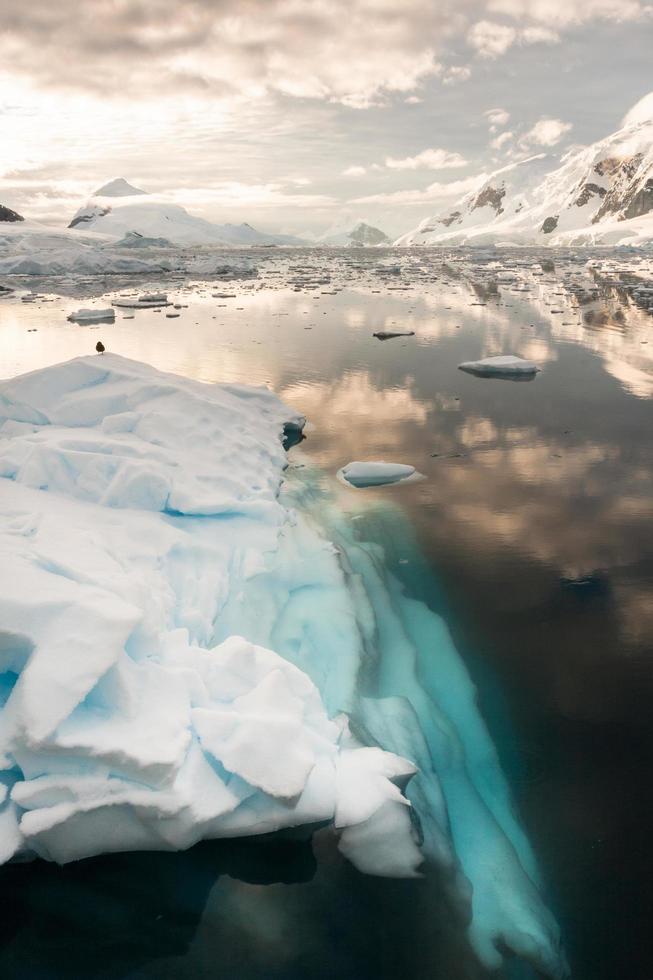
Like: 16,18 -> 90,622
96,341 -> 105,354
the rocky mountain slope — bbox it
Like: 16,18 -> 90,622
0,206 -> 25,223
396,117 -> 653,247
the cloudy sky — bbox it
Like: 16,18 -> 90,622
2,0 -> 652,236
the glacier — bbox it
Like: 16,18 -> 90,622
0,355 -> 567,978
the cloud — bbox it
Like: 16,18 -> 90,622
4,0 -> 649,108
468,18 -> 565,57
3,0 -> 448,108
441,65 -> 472,85
385,148 -> 468,170
484,0 -> 651,29
521,117 -> 572,146
342,165 -> 367,177
484,107 -> 511,131
351,175 -> 484,205
490,130 -> 514,149
520,25 -> 560,43
468,21 -> 517,57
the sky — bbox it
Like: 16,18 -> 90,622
1,0 -> 652,237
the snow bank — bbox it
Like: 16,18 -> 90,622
0,356 -> 567,978
340,461 -> 417,487
458,354 -> 540,377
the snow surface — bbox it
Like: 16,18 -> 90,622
458,355 -> 541,376
0,355 -> 568,978
68,183 -> 306,247
340,461 -> 417,487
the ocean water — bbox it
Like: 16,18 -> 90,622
1,247 -> 652,979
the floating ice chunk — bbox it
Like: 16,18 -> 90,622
339,461 -> 417,488
112,294 -> 172,309
67,308 -> 116,324
458,354 -> 540,377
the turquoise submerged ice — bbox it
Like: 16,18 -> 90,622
0,355 -> 567,978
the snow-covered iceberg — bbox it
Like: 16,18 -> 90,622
0,356 -> 416,875
0,355 -> 567,978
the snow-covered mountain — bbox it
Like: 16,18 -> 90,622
93,178 -> 147,197
396,117 -> 653,247
0,206 -> 24,223
319,221 -> 391,246
68,180 -> 306,246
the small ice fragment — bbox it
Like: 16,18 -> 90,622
340,461 -> 417,488
140,292 -> 168,303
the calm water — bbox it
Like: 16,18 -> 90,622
1,248 -> 652,979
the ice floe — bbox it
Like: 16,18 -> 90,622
458,354 -> 541,377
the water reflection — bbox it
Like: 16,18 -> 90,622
1,247 -> 652,979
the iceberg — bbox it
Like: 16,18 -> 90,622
0,355 -> 567,978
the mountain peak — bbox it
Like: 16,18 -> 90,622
93,178 -> 147,198
0,205 -> 25,223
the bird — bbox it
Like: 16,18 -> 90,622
96,341 -> 105,354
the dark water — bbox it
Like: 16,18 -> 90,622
1,248 -> 652,979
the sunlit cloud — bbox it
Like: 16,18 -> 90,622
351,176 -> 484,206
385,149 -> 468,170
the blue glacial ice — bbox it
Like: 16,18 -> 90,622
0,354 -> 568,978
